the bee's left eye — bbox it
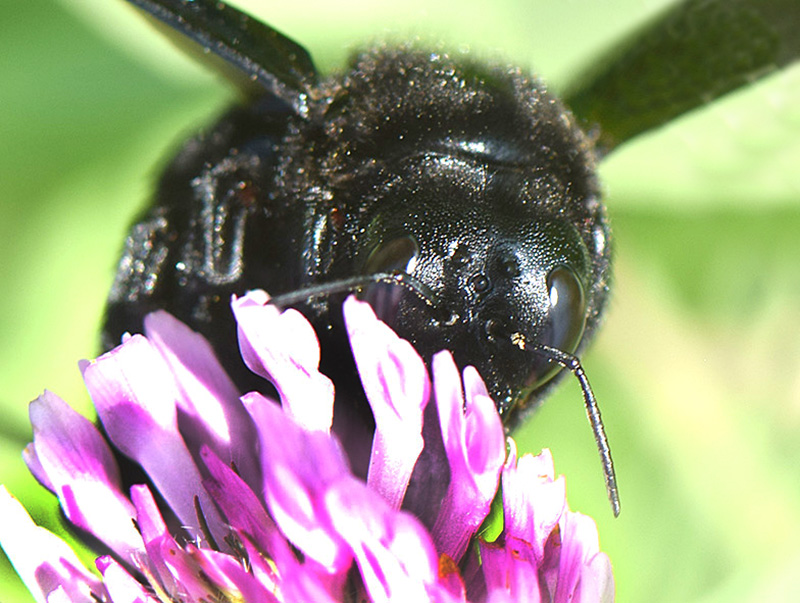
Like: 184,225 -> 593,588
543,265 -> 586,356
364,235 -> 420,276
362,235 -> 420,321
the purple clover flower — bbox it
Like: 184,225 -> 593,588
0,292 -> 614,602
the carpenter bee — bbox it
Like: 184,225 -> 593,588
105,0 -> 798,516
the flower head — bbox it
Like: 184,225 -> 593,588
0,292 -> 613,602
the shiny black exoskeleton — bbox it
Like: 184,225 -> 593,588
105,42 -> 610,423
106,0 -> 799,517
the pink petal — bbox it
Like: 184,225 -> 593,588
279,576 -> 342,603
461,364 -> 491,404
577,552 -> 615,603
553,511 -> 613,603
129,484 -> 174,593
242,391 -> 352,574
0,486 -> 103,603
324,476 -> 441,603
200,445 -> 287,571
234,520 -> 347,600
431,352 -> 505,562
485,589 -> 517,603
130,484 -> 213,601
46,586 -> 78,603
480,535 -> 543,602
265,533 -> 343,603
186,545 -> 280,603
485,448 -> 615,603
21,442 -> 51,491
96,557 -> 159,603
24,391 -> 142,561
502,448 -> 566,564
232,290 -> 334,431
144,311 -> 260,489
82,335 -> 224,542
344,296 -> 429,509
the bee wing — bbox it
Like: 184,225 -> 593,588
126,0 -> 318,116
564,0 -> 800,153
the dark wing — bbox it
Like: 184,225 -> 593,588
564,0 -> 800,153
125,0 -> 318,116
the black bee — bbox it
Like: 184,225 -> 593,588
105,0 -> 798,516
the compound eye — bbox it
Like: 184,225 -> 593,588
364,235 -> 419,275
543,265 -> 586,355
362,235 -> 420,322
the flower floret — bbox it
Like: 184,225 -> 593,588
0,292 -> 613,603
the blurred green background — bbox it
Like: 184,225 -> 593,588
2,0 -> 799,601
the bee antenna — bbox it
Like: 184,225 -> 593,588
267,271 -> 439,309
532,344 -> 620,517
